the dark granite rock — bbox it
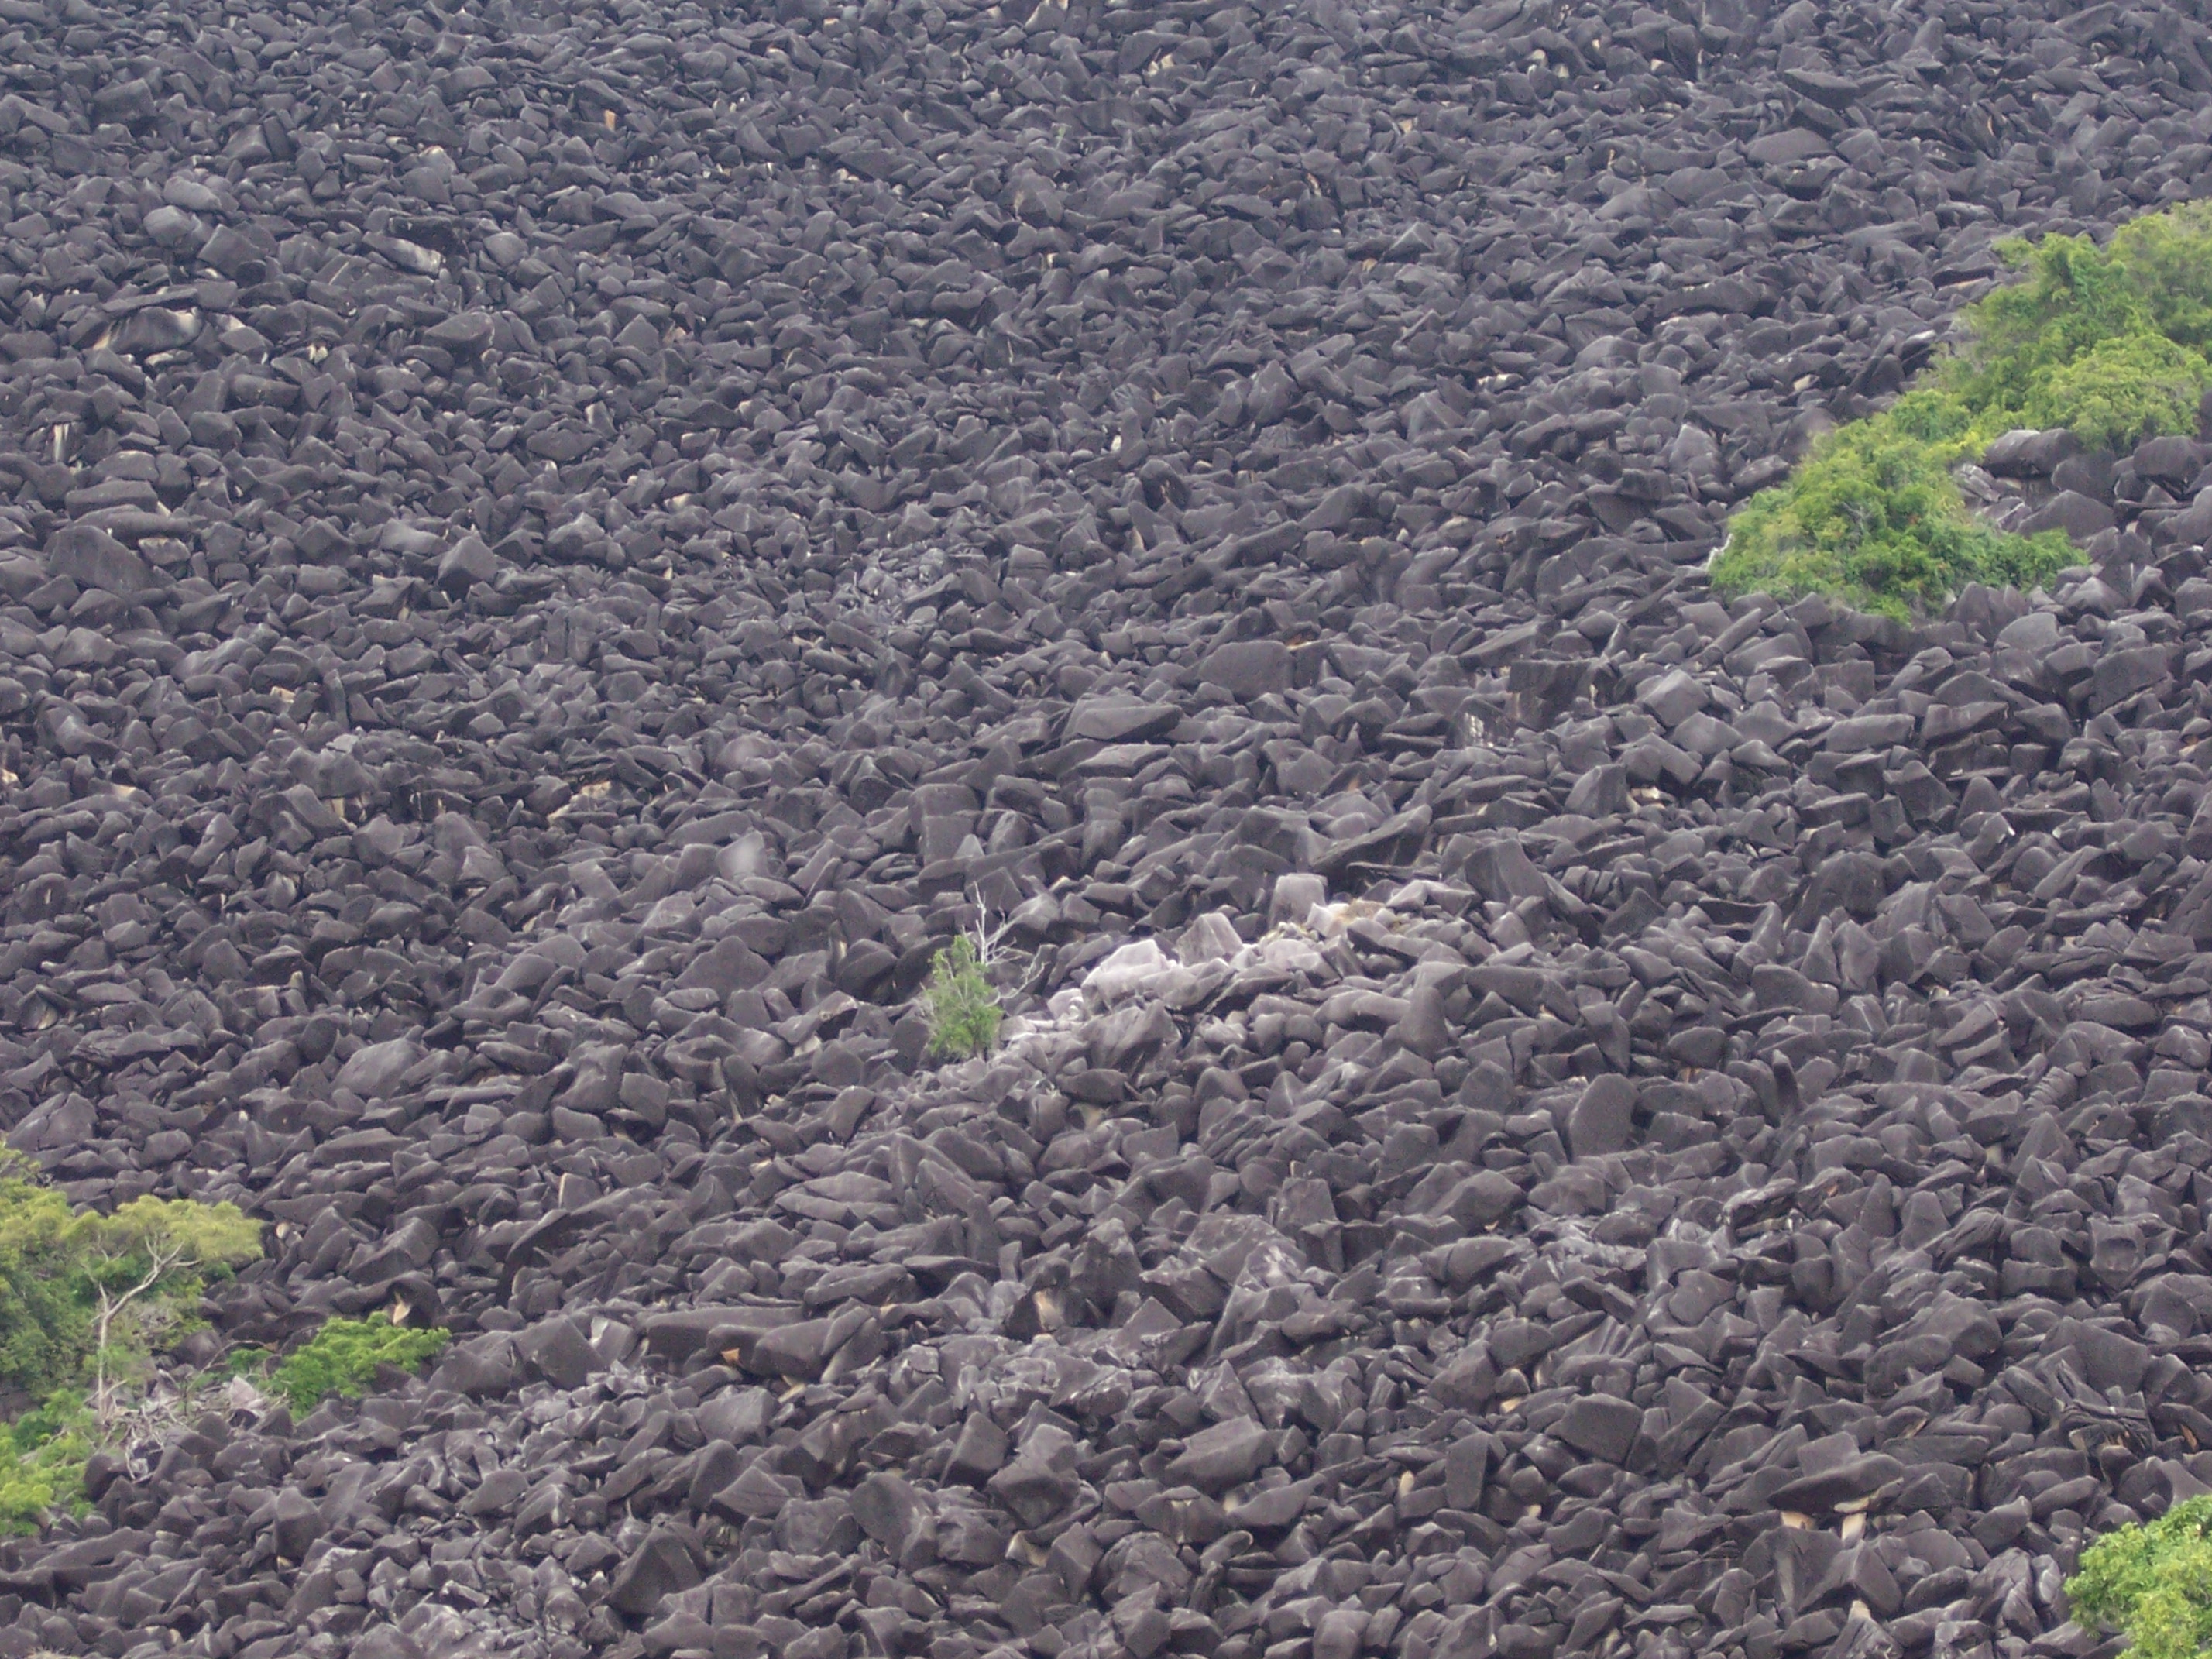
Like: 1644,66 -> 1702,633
0,2 -> 2199,1654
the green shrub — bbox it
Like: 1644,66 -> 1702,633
2024,332 -> 2212,452
0,1169 -> 259,1414
0,1167 -> 263,1532
1711,393 -> 2074,620
77,1195 -> 263,1420
920,934 -> 1001,1060
0,1391 -> 92,1536
1949,204 -> 2212,415
2067,1495 -> 2212,1659
216,1344 -> 270,1379
271,1317 -> 452,1414
0,1177 -> 101,1400
1716,201 -> 2212,617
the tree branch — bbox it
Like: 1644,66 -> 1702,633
92,1240 -> 184,1434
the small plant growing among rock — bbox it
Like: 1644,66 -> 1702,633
2066,1495 -> 2212,1659
921,933 -> 1002,1060
270,1316 -> 452,1414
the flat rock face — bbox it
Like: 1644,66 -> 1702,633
0,0 -> 2210,1657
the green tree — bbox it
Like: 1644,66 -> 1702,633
1711,393 -> 2073,620
2023,332 -> 2212,452
74,1197 -> 261,1429
2068,1496 -> 2212,1659
921,934 -> 1002,1060
1716,201 -> 2212,616
0,1163 -> 264,1533
0,1173 -> 100,1401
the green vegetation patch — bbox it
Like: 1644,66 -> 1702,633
1713,201 -> 2212,619
1714,390 -> 2074,622
2068,1494 -> 2212,1659
0,1165 -> 262,1533
270,1317 -> 451,1415
920,933 -> 1002,1061
0,1391 -> 93,1535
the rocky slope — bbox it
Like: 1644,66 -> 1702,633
2,0 -> 2212,1657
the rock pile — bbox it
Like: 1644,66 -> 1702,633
2,0 -> 2211,1657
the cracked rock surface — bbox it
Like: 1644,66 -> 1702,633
2,0 -> 2212,1657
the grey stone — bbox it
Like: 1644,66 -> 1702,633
851,1472 -> 930,1558
333,1037 -> 424,1100
1983,428 -> 2080,477
1554,1395 -> 1642,1464
1068,696 -> 1181,743
435,534 -> 500,592
1823,713 -> 1915,754
1393,966 -> 1454,1059
1566,1076 -> 1637,1159
948,1410 -> 1009,1484
271,1488 -> 321,1560
2135,434 -> 2203,486
1637,668 -> 1707,727
518,1315 -> 596,1389
1465,835 -> 1548,905
1767,1454 -> 1904,1513
2025,489 -> 2116,538
606,1528 -> 702,1617
1997,609 -> 2062,651
1198,639 -> 1293,699
46,523 -> 156,595
1565,764 -> 1628,816
1163,1418 -> 1272,1490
